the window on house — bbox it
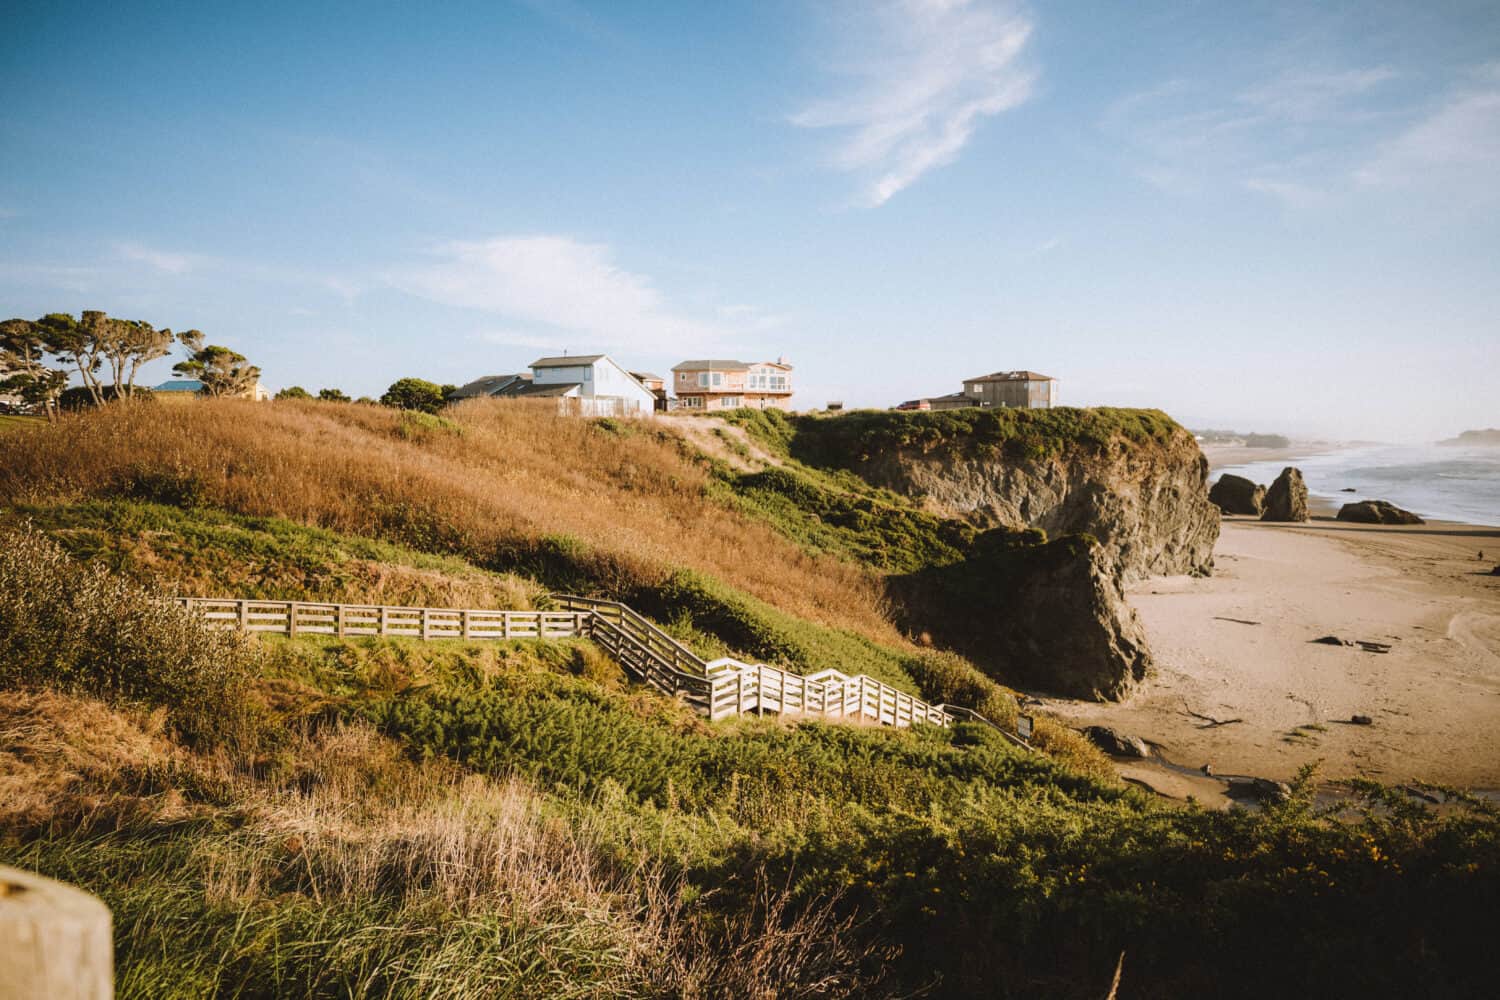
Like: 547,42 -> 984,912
722,396 -> 741,408
711,372 -> 723,388
698,372 -> 710,388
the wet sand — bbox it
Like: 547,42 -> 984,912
1050,516 -> 1500,791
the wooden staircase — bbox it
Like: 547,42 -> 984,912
179,595 -> 1017,738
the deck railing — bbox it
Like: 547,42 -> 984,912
178,595 -> 1013,737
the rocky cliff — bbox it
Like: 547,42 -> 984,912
789,408 -> 1220,584
888,531 -> 1151,700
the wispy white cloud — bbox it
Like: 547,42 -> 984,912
792,0 -> 1035,206
116,241 -> 197,274
389,236 -> 743,353
1105,64 -> 1401,203
1355,64 -> 1500,192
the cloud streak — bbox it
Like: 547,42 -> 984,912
1355,64 -> 1500,192
792,0 -> 1035,206
389,236 -> 742,353
116,242 -> 197,274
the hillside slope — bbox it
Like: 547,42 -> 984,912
2,511 -> 1497,999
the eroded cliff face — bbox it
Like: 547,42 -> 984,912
825,427 -> 1219,584
888,533 -> 1151,700
759,409 -> 1220,701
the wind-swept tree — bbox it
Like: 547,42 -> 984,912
37,313 -> 108,406
173,331 -> 261,398
99,317 -> 175,398
25,310 -> 177,405
318,387 -> 350,402
275,385 -> 312,400
0,319 -> 68,419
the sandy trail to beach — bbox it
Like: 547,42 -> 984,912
1050,517 -> 1500,789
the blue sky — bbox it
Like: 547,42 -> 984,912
2,0 -> 1497,441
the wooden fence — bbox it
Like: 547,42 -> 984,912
179,595 -> 1013,737
177,599 -> 588,641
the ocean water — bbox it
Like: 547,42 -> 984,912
1213,445 -> 1500,527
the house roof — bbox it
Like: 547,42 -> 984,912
672,359 -> 751,372
964,370 -> 1056,383
531,354 -> 605,369
509,381 -> 581,398
154,379 -> 203,392
629,371 -> 664,382
450,374 -> 530,399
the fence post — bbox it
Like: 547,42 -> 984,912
288,603 -> 298,638
238,599 -> 248,632
378,606 -> 388,637
0,865 -> 113,1000
421,608 -> 431,641
461,609 -> 470,640
336,605 -> 345,638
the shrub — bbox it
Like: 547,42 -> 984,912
0,524 -> 259,745
380,377 -> 454,414
901,649 -> 1019,728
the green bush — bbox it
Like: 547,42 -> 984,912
0,524 -> 259,745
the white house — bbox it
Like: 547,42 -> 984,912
452,354 -> 658,417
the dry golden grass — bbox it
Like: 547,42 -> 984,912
0,690 -> 197,830
0,398 -> 902,645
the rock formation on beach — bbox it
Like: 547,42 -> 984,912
1209,473 -> 1265,516
887,533 -> 1152,700
1260,467 -> 1309,522
1337,500 -> 1424,525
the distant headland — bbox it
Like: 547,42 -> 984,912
1438,428 -> 1500,447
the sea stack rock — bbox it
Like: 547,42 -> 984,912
1260,467 -> 1309,522
1337,500 -> 1424,525
1209,473 -> 1265,516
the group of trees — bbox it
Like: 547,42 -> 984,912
274,378 -> 456,413
0,311 -> 258,419
275,386 -> 352,402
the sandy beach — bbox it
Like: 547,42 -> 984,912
1050,515 -> 1500,791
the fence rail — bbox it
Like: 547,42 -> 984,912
179,595 -> 1015,738
178,599 -> 588,641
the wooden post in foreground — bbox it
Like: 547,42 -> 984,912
0,865 -> 112,1000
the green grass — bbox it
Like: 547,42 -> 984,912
713,463 -> 976,573
0,413 -> 44,433
8,500 -> 542,608
781,405 -> 1185,466
633,569 -> 921,692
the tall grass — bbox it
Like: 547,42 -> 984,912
0,398 -> 900,646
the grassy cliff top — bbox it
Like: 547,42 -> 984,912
720,405 -> 1188,467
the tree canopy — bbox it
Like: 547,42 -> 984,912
379,378 -> 454,414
